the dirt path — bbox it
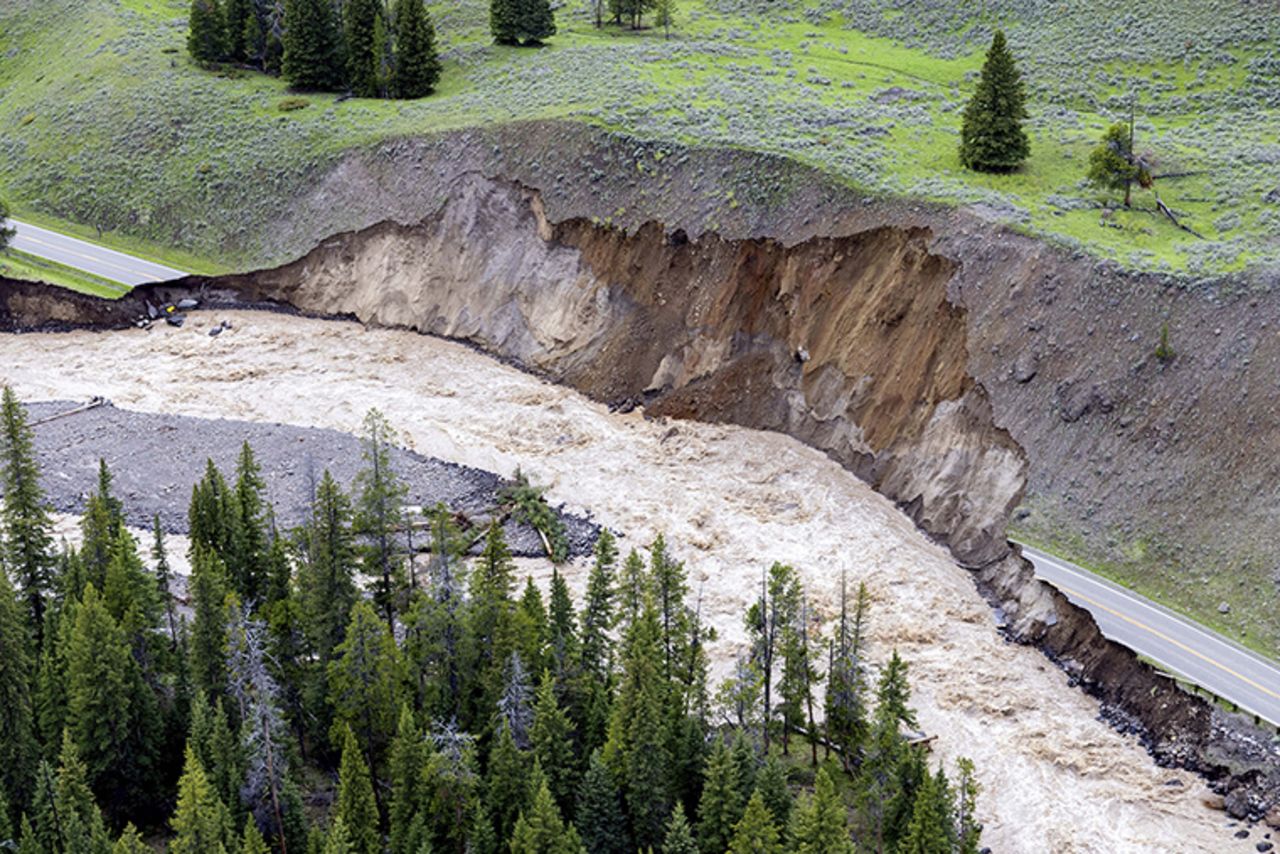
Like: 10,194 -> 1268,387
0,310 -> 1250,852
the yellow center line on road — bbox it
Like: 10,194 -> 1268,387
18,233 -> 161,283
1056,582 -> 1280,703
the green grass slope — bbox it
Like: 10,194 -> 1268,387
0,0 -> 1277,275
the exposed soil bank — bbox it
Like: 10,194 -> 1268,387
22,400 -> 596,557
0,310 -> 1252,852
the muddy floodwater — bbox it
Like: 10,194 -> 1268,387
0,311 -> 1245,852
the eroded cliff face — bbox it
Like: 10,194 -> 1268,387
213,174 -> 1025,569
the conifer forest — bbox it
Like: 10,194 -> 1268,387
0,389 -> 981,853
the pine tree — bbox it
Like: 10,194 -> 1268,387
898,767 -> 954,854
170,747 -> 235,854
153,515 -> 180,648
727,791 -> 782,854
875,649 -> 917,731
223,0 -> 251,60
954,757 -> 982,854
354,410 -> 409,627
346,0 -> 382,112
328,600 -> 403,779
489,0 -> 520,45
825,576 -> 869,772
335,726 -> 380,854
189,0 -> 228,63
509,781 -> 584,854
388,705 -> 426,854
531,671 -> 578,818
466,520 -> 517,725
299,471 -> 358,666
189,547 -> 230,700
483,718 -> 528,845
789,769 -> 853,854
516,576 -> 548,673
391,0 -> 441,98
518,0 -> 556,45
1,387 -> 56,639
65,585 -> 135,799
603,600 -> 670,850
282,0 -> 345,91
575,750 -> 630,854
232,442 -> 269,603
580,529 -> 617,676
241,817 -> 271,854
695,735 -> 741,854
0,567 -> 37,809
546,569 -> 579,672
958,30 -> 1029,173
661,802 -> 698,854
419,723 -> 479,853
190,458 -> 240,566
753,756 -> 791,833
38,735 -> 112,854
113,823 -> 149,854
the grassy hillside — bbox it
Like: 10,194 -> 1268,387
1,0 -> 1277,275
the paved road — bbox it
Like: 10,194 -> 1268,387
1020,542 -> 1280,727
9,219 -> 185,286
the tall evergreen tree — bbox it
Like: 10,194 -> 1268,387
170,748 -> 235,854
484,718 -> 529,846
328,600 -> 403,775
695,735 -> 741,854
189,547 -> 231,700
825,577 -> 869,772
727,791 -> 782,854
345,0 -> 382,101
189,0 -> 228,63
335,727 -> 380,854
299,471 -> 358,666
354,410 -> 409,628
954,757 -> 982,854
788,768 -> 853,854
899,767 -> 954,854
0,566 -> 36,812
509,780 -> 584,854
518,0 -> 555,45
35,736 -> 112,854
152,515 -> 180,649
114,824 -> 149,854
223,0 -> 252,59
387,705 -> 426,854
65,585 -> 139,808
282,0 -> 345,90
190,458 -> 240,566
959,30 -> 1030,173
530,671 -> 577,818
1,387 -> 56,639
575,750 -> 630,854
391,0 -> 441,98
661,802 -> 699,854
753,756 -> 791,834
602,599 -> 670,850
489,0 -> 520,45
233,442 -> 269,604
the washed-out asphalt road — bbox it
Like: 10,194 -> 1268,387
9,219 -> 185,285
1020,542 -> 1280,727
